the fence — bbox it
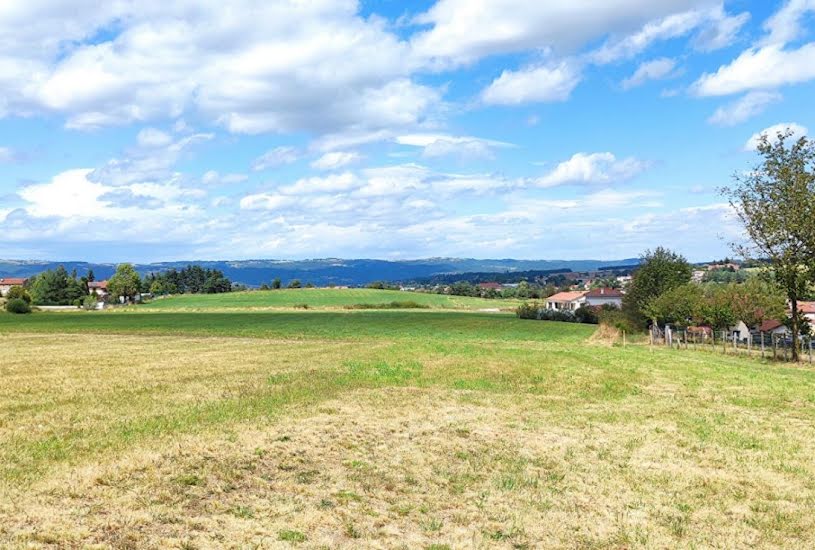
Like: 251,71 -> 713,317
650,325 -> 815,363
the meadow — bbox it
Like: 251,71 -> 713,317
141,288 -> 521,311
2,291 -> 815,548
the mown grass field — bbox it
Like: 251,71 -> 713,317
2,307 -> 815,548
142,288 -> 521,310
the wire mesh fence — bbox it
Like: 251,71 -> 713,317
649,325 -> 815,363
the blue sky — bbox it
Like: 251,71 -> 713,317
1,0 -> 813,263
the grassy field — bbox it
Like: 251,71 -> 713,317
141,287 -> 521,310
3,309 -> 815,548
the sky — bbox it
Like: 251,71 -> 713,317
0,0 -> 813,263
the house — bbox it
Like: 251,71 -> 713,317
691,270 -> 706,283
88,280 -> 109,299
800,302 -> 815,324
546,291 -> 587,311
584,287 -> 623,308
759,319 -> 790,336
0,277 -> 27,297
728,320 -> 751,342
707,263 -> 740,271
478,282 -> 502,291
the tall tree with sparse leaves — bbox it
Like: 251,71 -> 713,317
722,129 -> 815,361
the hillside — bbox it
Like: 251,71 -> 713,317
0,257 -> 639,287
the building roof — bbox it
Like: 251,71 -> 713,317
478,282 -> 502,290
585,287 -> 623,298
0,277 -> 27,286
88,280 -> 108,290
800,302 -> 815,314
547,291 -> 587,303
759,319 -> 786,332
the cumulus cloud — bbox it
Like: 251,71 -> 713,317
481,61 -> 582,105
621,58 -> 678,89
0,0 -> 440,140
536,153 -> 650,188
694,43 -> 815,96
707,91 -> 782,126
744,123 -> 808,151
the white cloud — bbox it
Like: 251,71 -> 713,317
536,152 -> 650,188
621,58 -> 678,89
201,171 -> 248,185
592,5 -> 747,63
694,43 -> 815,96
707,90 -> 782,126
136,128 -> 173,148
412,0 -> 724,67
239,193 -> 294,211
761,0 -> 815,46
279,172 -> 359,195
1,1 -> 440,140
19,169 -> 108,218
252,146 -> 301,171
744,122 -> 808,151
481,61 -> 582,105
395,133 -> 513,159
310,151 -> 362,171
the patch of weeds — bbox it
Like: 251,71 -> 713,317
345,359 -> 423,384
267,373 -> 292,385
278,529 -> 307,543
421,517 -> 444,533
426,545 -> 451,550
335,489 -> 363,504
454,427 -> 471,438
318,498 -> 334,509
175,473 -> 203,487
254,447 -> 267,457
392,503 -> 413,517
296,469 -> 319,484
230,505 -> 254,519
344,522 -> 362,539
276,434 -> 291,442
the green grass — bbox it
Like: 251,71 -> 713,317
141,287 -> 520,310
0,309 -> 589,342
4,308 -> 815,547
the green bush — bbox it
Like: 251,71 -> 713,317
6,286 -> 32,304
345,301 -> 429,310
6,298 -> 32,314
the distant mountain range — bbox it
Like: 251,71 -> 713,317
0,257 -> 640,287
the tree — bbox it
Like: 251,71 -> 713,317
28,266 -> 86,305
623,247 -> 692,327
287,279 -> 302,289
272,278 -> 282,289
722,130 -> 815,360
108,263 -> 142,303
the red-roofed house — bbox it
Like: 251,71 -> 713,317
546,291 -> 587,312
800,302 -> 815,324
759,319 -> 790,336
0,277 -> 27,297
88,280 -> 109,299
584,287 -> 623,308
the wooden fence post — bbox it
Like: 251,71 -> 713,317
761,332 -> 765,358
